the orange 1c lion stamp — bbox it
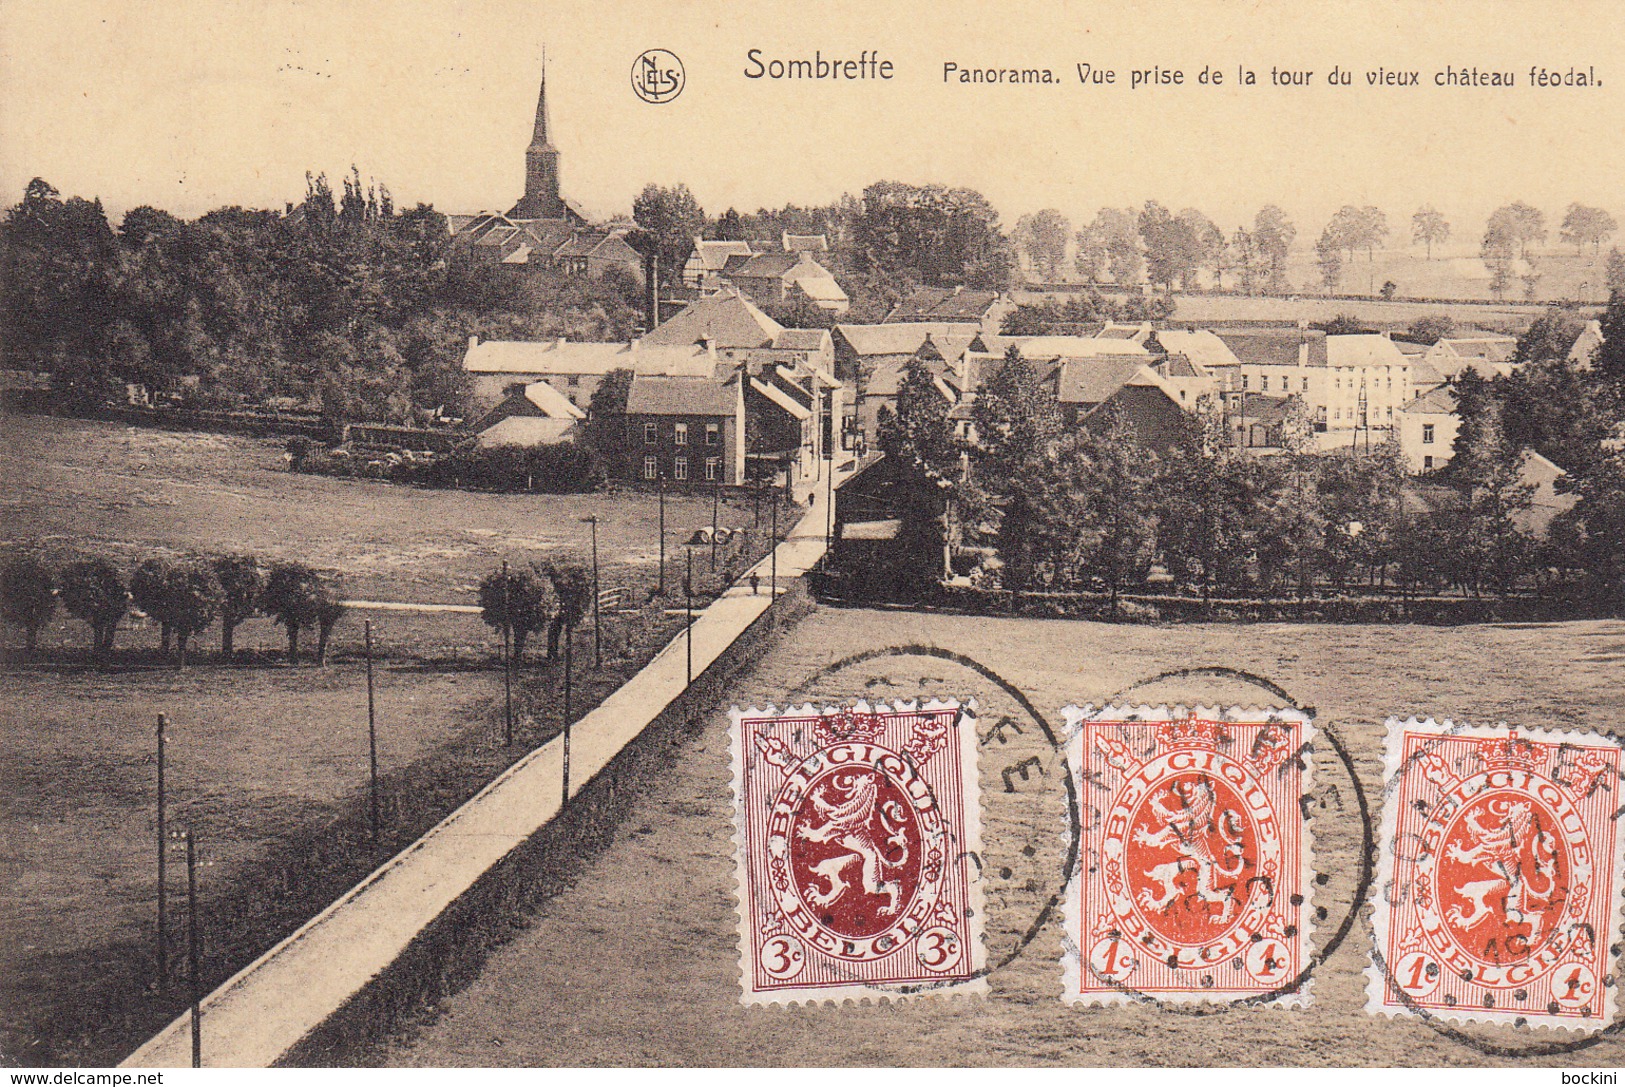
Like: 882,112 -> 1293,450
1064,704 -> 1316,1007
1367,717 -> 1625,1030
729,700 -> 985,1004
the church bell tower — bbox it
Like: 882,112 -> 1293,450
513,55 -> 564,219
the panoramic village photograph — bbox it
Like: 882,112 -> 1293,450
2,0 -> 1624,1072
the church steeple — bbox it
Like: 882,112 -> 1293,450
528,50 -> 556,154
511,51 -> 567,220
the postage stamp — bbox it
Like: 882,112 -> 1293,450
1366,717 -> 1625,1030
1063,704 -> 1316,1006
728,699 -> 985,1004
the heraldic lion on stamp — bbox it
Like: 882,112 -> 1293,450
1367,717 -> 1625,1030
729,700 -> 985,1004
1063,704 -> 1317,1007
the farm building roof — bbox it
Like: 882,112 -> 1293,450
475,417 -> 580,448
463,338 -> 717,377
772,328 -> 831,353
1401,386 -> 1458,415
1056,358 -> 1166,405
625,375 -> 738,416
1217,329 -> 1329,369
1326,334 -> 1409,368
1152,330 -> 1241,371
885,287 -> 1002,323
835,323 -> 973,357
641,291 -> 784,350
783,233 -> 829,253
688,239 -> 754,272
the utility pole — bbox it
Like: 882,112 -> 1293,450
824,450 -> 834,554
156,712 -> 167,991
562,621 -> 572,806
657,473 -> 667,595
364,620 -> 380,844
185,829 -> 201,1069
770,490 -> 779,619
581,515 -> 601,668
711,477 -> 720,571
685,547 -> 694,686
501,560 -> 513,748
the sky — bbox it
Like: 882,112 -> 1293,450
2,0 -> 1621,242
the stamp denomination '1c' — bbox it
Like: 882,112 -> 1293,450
1064,704 -> 1316,1007
1367,717 -> 1625,1031
729,700 -> 985,1004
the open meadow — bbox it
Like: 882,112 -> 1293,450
0,412 -> 776,1064
382,607 -> 1625,1068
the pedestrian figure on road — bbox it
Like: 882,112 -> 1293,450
749,572 -> 760,596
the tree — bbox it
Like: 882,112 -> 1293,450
1077,207 -> 1141,285
1322,205 -> 1388,262
1252,206 -> 1296,292
1155,404 -> 1267,602
1451,405 -> 1535,596
585,367 -> 633,462
1012,209 -> 1070,281
262,562 -> 340,665
877,352 -> 962,589
1315,227 -> 1344,292
1411,206 -> 1451,260
1560,203 -> 1617,255
969,344 -> 1062,483
59,558 -> 127,655
0,555 -> 56,650
1485,202 -> 1547,260
1255,459 -> 1327,602
1607,248 -> 1625,294
158,561 -> 223,665
1138,201 -> 1200,292
1406,315 -> 1456,345
1175,208 -> 1226,289
713,207 -> 746,241
544,562 -> 592,659
213,555 -> 266,657
130,558 -> 176,653
477,567 -> 554,660
853,181 -> 1011,289
632,183 -> 705,286
1067,410 -> 1158,610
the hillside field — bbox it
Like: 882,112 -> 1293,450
384,607 -> 1625,1068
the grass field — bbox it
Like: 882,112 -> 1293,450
0,413 -> 769,612
0,412 -> 780,1064
382,608 -> 1625,1068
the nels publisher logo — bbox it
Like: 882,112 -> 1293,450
632,49 -> 685,103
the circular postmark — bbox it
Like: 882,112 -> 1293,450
631,49 -> 685,104
774,652 -> 1372,1010
1371,719 -> 1625,1057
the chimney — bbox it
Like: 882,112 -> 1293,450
468,335 -> 479,350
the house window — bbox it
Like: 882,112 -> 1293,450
643,456 -> 658,480
1423,424 -> 1435,444
705,423 -> 719,446
674,456 -> 688,481
705,457 -> 720,481
1241,374 -> 1249,390
1302,377 -> 1309,392
674,422 -> 688,446
568,374 -> 580,387
643,422 -> 657,445
1261,375 -> 1269,391
1424,455 -> 1434,471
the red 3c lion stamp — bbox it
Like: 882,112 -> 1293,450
1367,717 -> 1625,1031
1063,704 -> 1316,1007
729,700 -> 984,1004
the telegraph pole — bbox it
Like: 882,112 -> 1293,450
581,515 -> 601,668
364,620 -> 380,843
657,473 -> 667,595
562,621 -> 572,806
685,547 -> 694,686
185,829 -> 201,1069
711,477 -> 720,571
156,712 -> 168,991
501,560 -> 513,748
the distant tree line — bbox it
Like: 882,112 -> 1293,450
0,173 -> 642,423
0,552 -> 347,664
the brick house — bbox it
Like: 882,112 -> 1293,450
623,374 -> 746,485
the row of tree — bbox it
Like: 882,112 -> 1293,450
874,295 -> 1625,610
0,553 -> 346,664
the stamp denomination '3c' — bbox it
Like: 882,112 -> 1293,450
1367,717 -> 1625,1030
1064,704 -> 1316,1006
729,700 -> 985,1003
